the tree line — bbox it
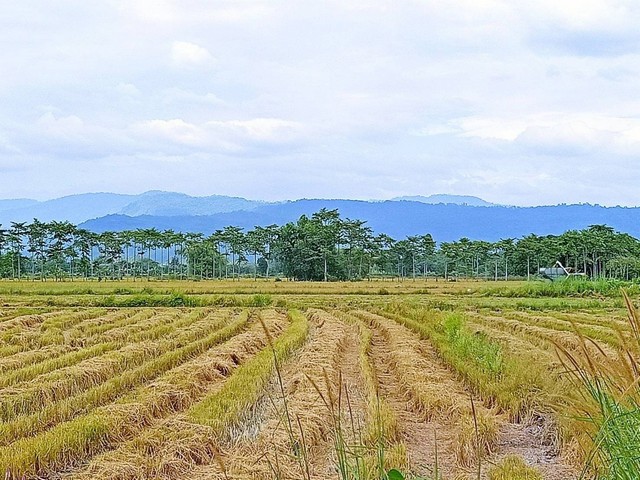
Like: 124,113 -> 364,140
0,210 -> 638,281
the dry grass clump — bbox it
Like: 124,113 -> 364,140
0,341 -> 120,389
13,309 -> 123,341
0,339 -> 182,420
553,310 -> 629,327
95,309 -> 206,347
0,311 -> 142,372
0,311 -> 161,389
210,309 -> 343,479
0,311 -> 243,446
123,418 -> 220,480
0,309 -> 104,335
380,306 -> 558,422
466,320 -> 556,363
0,310 -> 67,332
0,310 -> 264,478
455,408 -> 500,467
67,417 -> 222,480
466,313 -> 556,353
0,343 -> 72,373
0,309 -> 106,349
41,308 -> 110,331
505,311 -> 623,348
0,343 -> 25,358
66,310 -> 308,480
484,315 -> 617,360
0,311 -> 174,390
65,309 -> 155,342
487,455 -> 543,480
95,310 -> 181,344
334,312 -> 408,475
356,321 -> 402,448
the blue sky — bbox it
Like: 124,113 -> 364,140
1,1 -> 639,206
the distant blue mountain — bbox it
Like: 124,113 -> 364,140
119,191 -> 264,217
0,191 -> 266,226
79,200 -> 640,242
392,194 -> 496,207
0,191 -> 498,226
0,199 -> 40,213
0,193 -> 136,225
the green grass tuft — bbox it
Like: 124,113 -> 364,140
488,455 -> 543,480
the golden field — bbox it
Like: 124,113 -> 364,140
0,279 -> 635,479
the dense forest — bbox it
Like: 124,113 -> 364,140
0,209 -> 638,281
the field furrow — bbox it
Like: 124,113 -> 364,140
0,310 -> 247,448
63,309 -> 154,342
63,310 -> 313,480
0,310 -> 231,421
336,311 -> 409,477
0,310 -> 147,374
500,311 -> 626,348
0,310 -> 169,388
0,344 -> 73,373
0,309 -> 55,325
353,310 -> 504,474
0,311 -> 71,333
465,319 -> 560,365
0,310 -> 111,354
0,309 -> 271,479
469,312 -> 618,359
57,309 -> 302,480
376,309 -> 580,479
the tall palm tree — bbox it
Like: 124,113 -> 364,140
8,222 -> 28,279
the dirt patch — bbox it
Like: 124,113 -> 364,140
484,415 -> 578,480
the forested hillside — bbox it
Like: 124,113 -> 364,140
82,200 -> 640,242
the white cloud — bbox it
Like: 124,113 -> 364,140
448,112 -> 640,156
161,88 -> 224,106
37,112 -> 86,139
116,82 -> 140,96
170,41 -> 215,67
522,0 -> 634,30
20,112 -> 134,158
0,130 -> 20,155
135,119 -> 206,147
133,117 -> 304,153
515,122 -> 615,156
455,117 -> 527,141
120,0 -> 178,24
205,118 -> 303,143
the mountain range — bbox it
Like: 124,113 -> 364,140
0,191 -> 266,225
0,191 -> 638,242
0,192 -> 489,225
391,194 -> 495,207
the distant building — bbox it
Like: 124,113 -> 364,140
539,261 -> 586,281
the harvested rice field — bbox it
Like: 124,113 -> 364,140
0,279 -> 637,479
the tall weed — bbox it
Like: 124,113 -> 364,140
557,291 -> 640,479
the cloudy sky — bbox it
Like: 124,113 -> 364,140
1,1 -> 639,206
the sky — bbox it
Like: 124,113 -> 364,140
1,1 -> 640,206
